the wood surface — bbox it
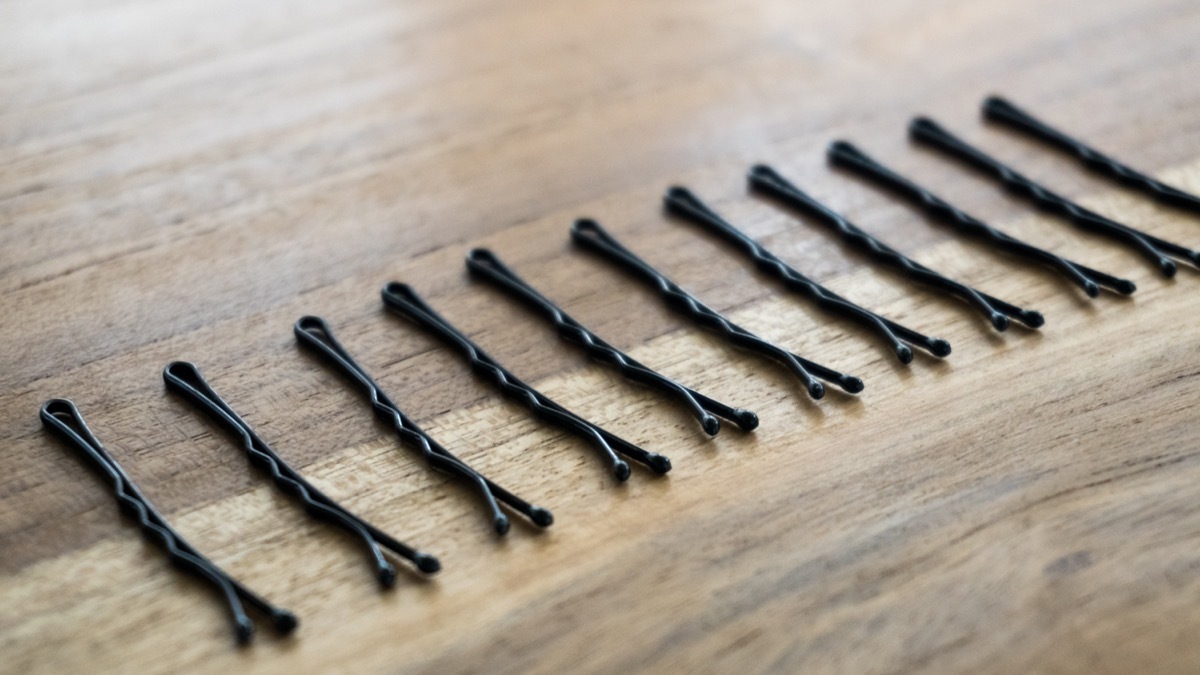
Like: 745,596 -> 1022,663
3,0 -> 1200,672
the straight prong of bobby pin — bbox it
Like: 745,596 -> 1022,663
466,247 -> 759,436
570,218 -> 865,394
826,139 -> 1136,298
164,361 -> 440,586
380,282 -> 672,480
294,316 -> 553,535
910,116 -> 1200,277
40,398 -> 298,645
984,96 -> 1200,213
738,166 -> 1044,331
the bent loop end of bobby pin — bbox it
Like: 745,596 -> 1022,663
162,361 -> 440,585
568,217 -> 866,395
380,281 -> 671,479
292,315 -> 553,534
909,116 -> 1197,278
825,139 -> 1138,299
465,247 -> 760,435
982,95 -> 1200,213
40,398 -> 298,645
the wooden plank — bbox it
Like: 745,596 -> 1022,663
2,0 -> 1200,671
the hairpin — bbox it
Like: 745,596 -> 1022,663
983,96 -> 1200,213
294,315 -> 552,535
570,218 -> 865,396
163,361 -> 440,587
465,248 -> 758,436
910,117 -> 1200,277
827,140 -> 1136,298
738,167 -> 1044,331
380,282 -> 671,480
40,398 -> 297,645
659,186 -> 949,363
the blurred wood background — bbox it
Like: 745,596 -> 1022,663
3,0 -> 1200,672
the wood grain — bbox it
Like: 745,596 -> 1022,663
3,0 -> 1200,672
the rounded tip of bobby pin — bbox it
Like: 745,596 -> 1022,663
701,414 -> 721,436
271,610 -> 299,635
414,553 -> 441,575
647,453 -> 673,474
1160,259 -> 1178,278
895,344 -> 914,364
235,618 -> 256,646
1020,311 -> 1046,329
529,506 -> 555,528
807,381 -> 826,400
928,339 -> 953,358
378,563 -> 398,589
1083,281 -> 1101,298
732,409 -> 760,431
990,313 -> 1010,332
840,376 -> 865,394
493,514 -> 511,536
614,460 -> 632,482
1114,279 -> 1137,295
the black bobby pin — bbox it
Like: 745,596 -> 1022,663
910,116 -> 1200,277
983,96 -> 1200,213
570,218 -> 865,396
740,165 -> 1044,331
163,361 -> 440,586
294,316 -> 552,535
40,398 -> 297,645
664,181 -> 949,363
380,282 -> 671,480
466,248 -> 759,436
828,140 -> 1136,298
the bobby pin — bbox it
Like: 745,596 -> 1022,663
910,116 -> 1200,277
380,282 -> 672,480
466,248 -> 759,436
570,218 -> 865,396
661,184 -> 949,363
983,96 -> 1200,213
294,315 -> 552,535
163,361 -> 440,587
740,167 -> 1044,331
40,398 -> 297,645
827,140 -> 1136,298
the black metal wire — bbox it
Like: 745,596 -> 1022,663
163,361 -> 440,586
983,96 -> 1200,213
659,185 -> 948,362
466,248 -> 758,435
739,167 -> 1044,331
40,398 -> 298,645
910,116 -> 1200,277
294,315 -> 553,535
380,282 -> 672,479
827,140 -> 1137,298
570,218 -> 865,395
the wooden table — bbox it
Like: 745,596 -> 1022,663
3,0 -> 1199,671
